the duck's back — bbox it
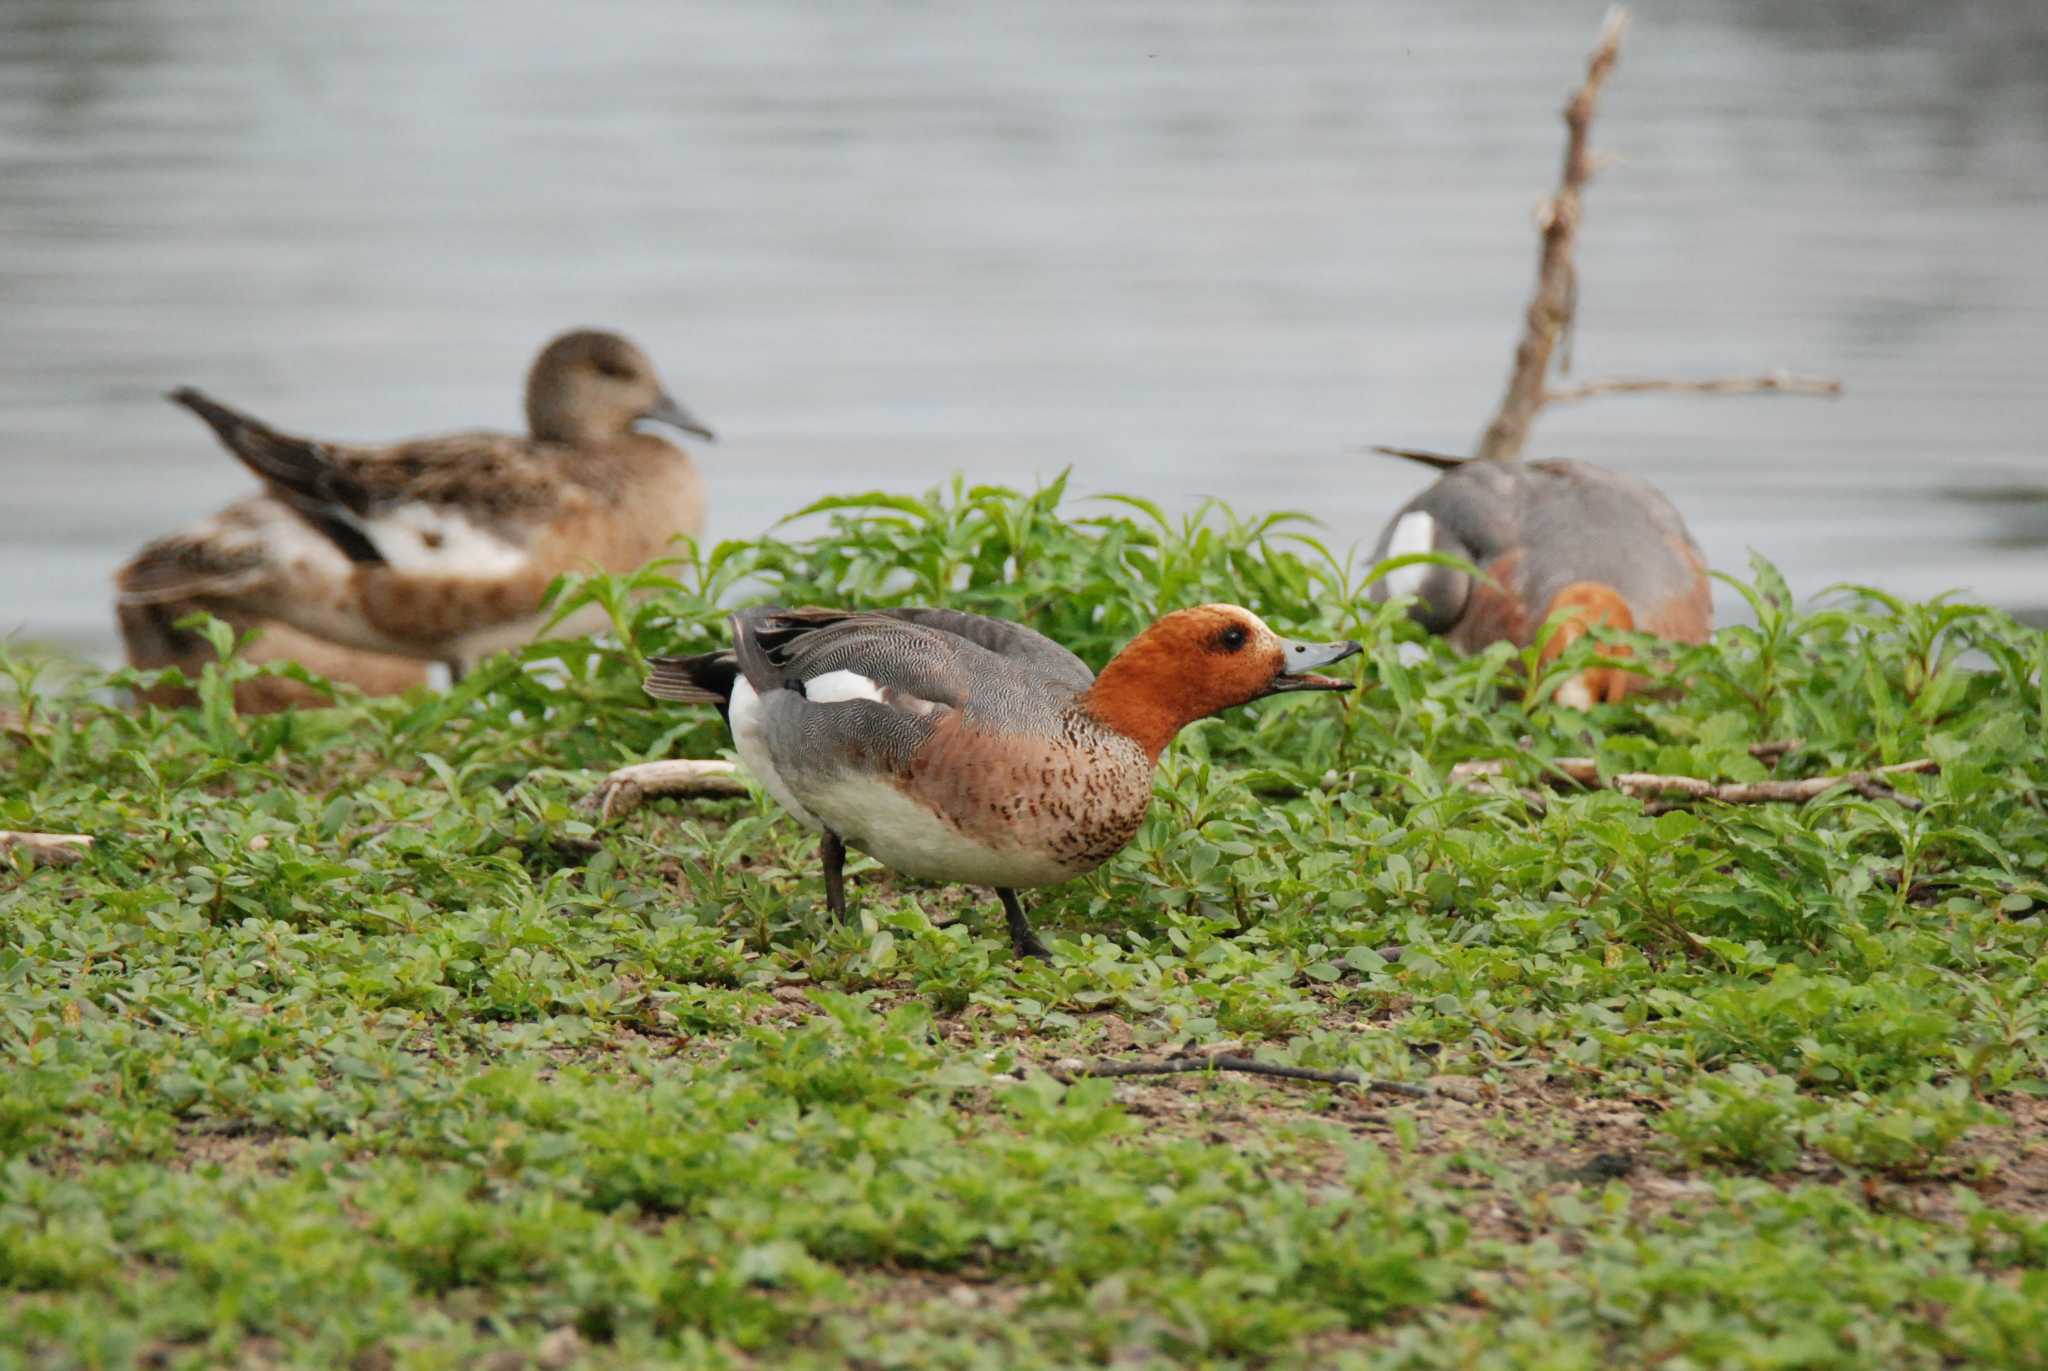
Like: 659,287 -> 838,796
1378,458 -> 1708,646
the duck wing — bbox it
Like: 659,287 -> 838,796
114,498 -> 278,606
169,388 -> 567,570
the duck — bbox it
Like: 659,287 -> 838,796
1367,448 -> 1711,706
642,604 -> 1360,959
115,496 -> 430,712
119,328 -> 714,679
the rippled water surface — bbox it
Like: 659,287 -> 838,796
4,0 -> 2046,657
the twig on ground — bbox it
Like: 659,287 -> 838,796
1473,7 -> 1629,462
1618,759 -> 1935,809
1047,1046 -> 1433,1100
581,759 -> 748,823
1450,756 -> 1935,811
1543,372 -> 1842,406
0,832 -> 94,867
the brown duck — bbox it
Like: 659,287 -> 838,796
116,328 -> 714,679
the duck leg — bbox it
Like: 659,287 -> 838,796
996,888 -> 1052,961
821,832 -> 847,921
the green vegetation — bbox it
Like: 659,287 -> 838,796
4,478 -> 2046,1369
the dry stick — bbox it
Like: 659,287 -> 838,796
0,832 -> 93,867
1472,7 -> 1629,462
1544,372 -> 1843,405
1055,1051 -> 1433,1100
1449,755 -> 1934,809
581,759 -> 748,823
1614,758 -> 1935,804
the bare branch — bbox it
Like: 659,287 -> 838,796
582,759 -> 747,823
1543,371 -> 1844,406
1473,6 -> 1629,462
0,832 -> 93,867
1451,755 -> 1935,811
1615,758 -> 1935,806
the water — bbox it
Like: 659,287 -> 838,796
4,0 -> 2046,659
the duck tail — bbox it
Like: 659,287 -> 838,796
1368,445 -> 1469,471
644,651 -> 737,705
168,387 -> 343,496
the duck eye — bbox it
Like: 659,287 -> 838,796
1216,625 -> 1248,652
593,357 -> 635,380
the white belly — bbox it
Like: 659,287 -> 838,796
802,772 -> 1083,890
726,678 -> 827,831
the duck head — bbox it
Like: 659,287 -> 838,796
1538,580 -> 1636,708
1082,603 -> 1361,760
525,328 -> 715,446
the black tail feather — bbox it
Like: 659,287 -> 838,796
645,651 -> 739,709
168,387 -> 362,512
1368,445 -> 1470,471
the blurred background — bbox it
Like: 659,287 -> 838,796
3,0 -> 2045,660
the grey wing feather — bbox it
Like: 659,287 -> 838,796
870,607 -> 1094,690
730,608 -> 973,708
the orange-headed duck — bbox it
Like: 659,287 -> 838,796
645,604 -> 1361,958
1368,449 -> 1710,706
124,329 -> 714,679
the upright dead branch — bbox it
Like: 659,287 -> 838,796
1463,10 -> 1839,463
1473,7 -> 1629,462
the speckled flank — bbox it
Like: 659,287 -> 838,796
893,709 -> 1155,883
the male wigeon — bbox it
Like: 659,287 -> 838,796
120,328 -> 714,679
644,604 -> 1361,958
1368,449 -> 1710,706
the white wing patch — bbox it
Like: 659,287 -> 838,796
366,505 -> 530,578
1553,675 -> 1597,712
1380,511 -> 1437,601
803,669 -> 888,705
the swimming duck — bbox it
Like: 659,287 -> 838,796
644,604 -> 1361,958
1367,449 -> 1710,706
124,328 -> 713,678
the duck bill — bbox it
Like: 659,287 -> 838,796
643,392 -> 716,442
1260,638 -> 1364,695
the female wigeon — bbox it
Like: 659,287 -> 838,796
116,527 -> 429,713
120,329 -> 714,679
644,604 -> 1361,958
1368,449 -> 1710,706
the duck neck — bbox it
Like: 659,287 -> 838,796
1079,645 -> 1200,763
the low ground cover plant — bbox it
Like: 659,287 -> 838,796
3,479 -> 2045,1368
